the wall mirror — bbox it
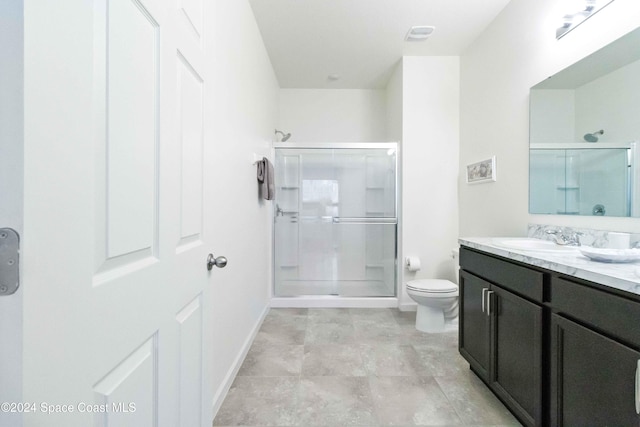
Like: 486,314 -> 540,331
529,26 -> 640,217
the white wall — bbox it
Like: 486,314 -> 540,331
385,62 -> 404,302
279,89 -> 387,142
400,56 -> 460,309
385,61 -> 403,142
575,59 -> 640,143
459,0 -> 640,236
531,58 -> 640,145
530,89 -> 575,144
208,0 -> 279,414
0,1 -> 23,425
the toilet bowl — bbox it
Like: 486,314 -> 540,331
406,279 -> 459,333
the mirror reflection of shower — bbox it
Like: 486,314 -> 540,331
583,129 -> 604,142
275,129 -> 291,142
529,143 -> 636,217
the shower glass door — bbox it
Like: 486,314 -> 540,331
274,144 -> 397,297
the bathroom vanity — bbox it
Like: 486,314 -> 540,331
458,238 -> 640,427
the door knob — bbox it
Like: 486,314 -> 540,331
207,254 -> 227,271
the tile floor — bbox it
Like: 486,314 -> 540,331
213,308 -> 521,427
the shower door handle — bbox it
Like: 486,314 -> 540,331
332,217 -> 397,224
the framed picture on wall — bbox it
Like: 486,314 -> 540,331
466,156 -> 496,184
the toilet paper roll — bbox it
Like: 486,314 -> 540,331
406,256 -> 421,272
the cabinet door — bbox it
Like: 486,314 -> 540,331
551,314 -> 640,426
490,285 -> 543,427
459,270 -> 491,380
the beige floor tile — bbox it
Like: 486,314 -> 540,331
297,376 -> 378,426
237,344 -> 304,377
302,344 -> 366,376
369,376 -> 463,426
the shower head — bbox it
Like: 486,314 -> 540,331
275,129 -> 291,142
583,129 -> 604,142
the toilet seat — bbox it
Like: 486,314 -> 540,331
407,279 -> 457,293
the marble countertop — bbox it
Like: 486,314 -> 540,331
459,237 -> 640,297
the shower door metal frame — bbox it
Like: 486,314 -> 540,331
271,142 -> 399,300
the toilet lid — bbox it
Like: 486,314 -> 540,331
406,279 -> 457,293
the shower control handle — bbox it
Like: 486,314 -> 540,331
207,254 -> 227,271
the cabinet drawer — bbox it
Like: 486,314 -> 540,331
460,247 -> 544,302
552,277 -> 640,347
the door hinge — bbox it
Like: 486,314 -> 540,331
0,228 -> 19,296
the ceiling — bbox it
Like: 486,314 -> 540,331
248,0 -> 512,89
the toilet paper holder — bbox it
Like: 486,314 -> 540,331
405,256 -> 421,272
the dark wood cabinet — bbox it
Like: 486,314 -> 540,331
550,310 -> 640,426
459,263 -> 543,427
490,284 -> 543,426
459,270 -> 490,379
460,246 -> 640,427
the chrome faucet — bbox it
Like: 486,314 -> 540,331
546,229 -> 582,246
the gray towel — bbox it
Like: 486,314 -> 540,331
257,157 -> 275,200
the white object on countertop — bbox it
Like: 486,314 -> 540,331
608,232 -> 631,249
579,247 -> 640,263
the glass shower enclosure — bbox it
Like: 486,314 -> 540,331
273,143 -> 397,297
529,145 -> 633,216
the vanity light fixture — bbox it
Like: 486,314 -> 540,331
556,0 -> 615,39
405,26 -> 435,42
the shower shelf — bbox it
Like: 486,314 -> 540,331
280,186 -> 299,190
556,186 -> 579,190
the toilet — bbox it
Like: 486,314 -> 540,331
406,280 -> 458,333
406,250 -> 459,333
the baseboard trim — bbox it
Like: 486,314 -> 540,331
211,304 -> 270,418
270,297 -> 398,308
398,302 -> 417,312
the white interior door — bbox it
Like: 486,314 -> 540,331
5,0 -> 213,426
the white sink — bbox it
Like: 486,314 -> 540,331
492,238 -> 580,253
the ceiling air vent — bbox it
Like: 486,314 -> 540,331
405,26 -> 435,42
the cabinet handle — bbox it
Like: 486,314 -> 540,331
481,288 -> 489,313
636,360 -> 640,414
486,290 -> 494,316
